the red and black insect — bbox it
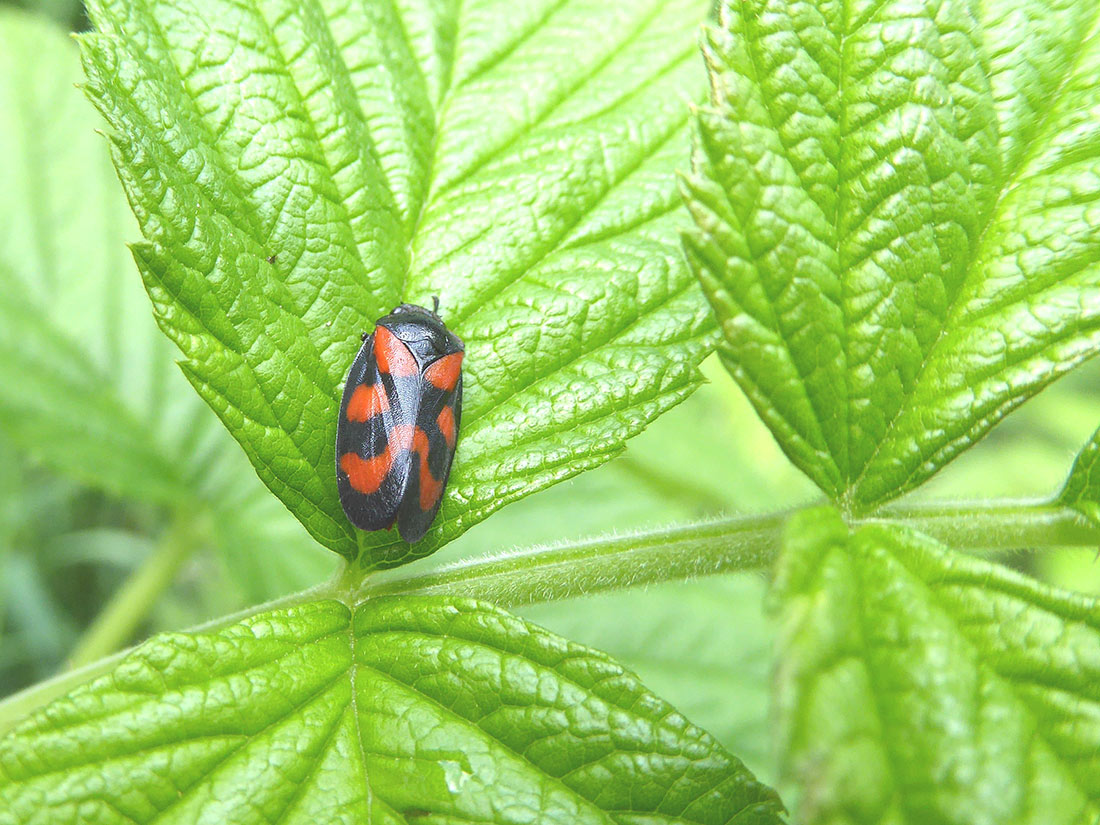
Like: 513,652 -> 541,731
336,301 -> 464,543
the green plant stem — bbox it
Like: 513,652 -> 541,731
65,514 -> 204,669
366,499 -> 1100,607
4,498 -> 1098,734
362,511 -> 791,607
865,499 -> 1100,549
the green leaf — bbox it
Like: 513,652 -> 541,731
683,0 -> 1100,510
772,508 -> 1100,825
914,360 -> 1100,501
0,8 -> 327,639
0,596 -> 785,824
1059,422 -> 1100,525
0,276 -> 188,504
79,0 -> 715,567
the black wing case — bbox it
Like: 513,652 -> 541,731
396,364 -> 462,544
336,334 -> 415,531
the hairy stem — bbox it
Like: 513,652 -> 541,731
866,499 -> 1100,548
363,510 -> 794,606
3,497 -> 1098,733
366,499 -> 1100,606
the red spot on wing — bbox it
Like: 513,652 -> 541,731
340,424 -> 415,495
374,326 -> 418,377
437,405 -> 456,449
413,428 -> 444,511
343,424 -> 444,513
424,352 -> 463,391
346,383 -> 388,422
340,451 -> 392,495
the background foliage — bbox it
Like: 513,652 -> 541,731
2,0 -> 1100,822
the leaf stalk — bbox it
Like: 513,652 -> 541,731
3,497 -> 1097,732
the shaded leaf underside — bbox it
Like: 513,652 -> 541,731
81,0 -> 716,566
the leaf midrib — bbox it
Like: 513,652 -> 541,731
356,627 -> 748,825
346,615 -> 374,825
85,0 -> 721,562
850,540 -> 912,824
6,602 -> 742,825
411,0 -> 691,337
398,0 -> 456,269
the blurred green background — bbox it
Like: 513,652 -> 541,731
2,0 -> 1099,792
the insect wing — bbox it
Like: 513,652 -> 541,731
396,351 -> 464,543
336,331 -> 415,531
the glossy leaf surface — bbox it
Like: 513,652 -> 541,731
0,596 -> 785,825
81,0 -> 715,565
683,0 -> 1100,509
